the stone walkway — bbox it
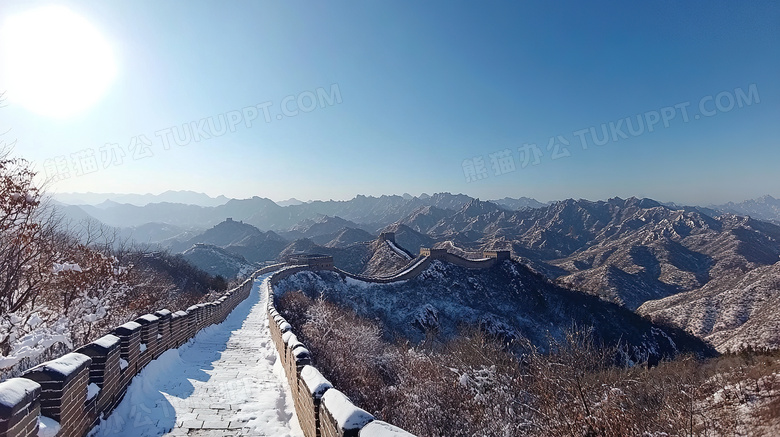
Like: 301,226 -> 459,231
164,274 -> 301,437
93,273 -> 302,437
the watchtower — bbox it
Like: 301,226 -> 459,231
287,254 -> 335,270
483,250 -> 511,260
419,247 -> 448,260
379,232 -> 396,244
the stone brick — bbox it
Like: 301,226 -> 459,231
23,353 -> 92,436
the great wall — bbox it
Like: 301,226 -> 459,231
0,235 -> 510,436
335,232 -> 510,283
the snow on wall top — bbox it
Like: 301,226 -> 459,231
26,352 -> 91,382
282,331 -> 296,345
386,240 -> 413,260
154,309 -> 172,317
360,420 -> 417,437
0,378 -> 40,415
292,347 -> 310,361
300,365 -> 332,398
136,314 -> 160,324
86,334 -> 121,351
322,388 -> 374,431
115,321 -> 141,332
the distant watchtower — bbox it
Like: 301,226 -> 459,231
287,254 -> 334,270
420,247 -> 448,260
379,232 -> 396,244
483,250 -> 511,260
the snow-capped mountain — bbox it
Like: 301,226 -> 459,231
712,195 -> 780,225
273,260 -> 715,363
638,261 -> 780,352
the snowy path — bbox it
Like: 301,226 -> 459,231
91,273 -> 303,437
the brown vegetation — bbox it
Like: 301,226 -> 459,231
0,149 -> 227,378
278,290 -> 780,436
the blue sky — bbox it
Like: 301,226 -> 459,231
1,1 -> 778,204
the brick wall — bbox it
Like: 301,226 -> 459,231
266,267 -> 416,437
0,265 -> 281,437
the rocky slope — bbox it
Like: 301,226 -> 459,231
408,197 -> 780,311
274,260 -> 716,363
638,261 -> 780,352
180,244 -> 255,279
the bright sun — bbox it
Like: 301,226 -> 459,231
0,5 -> 117,119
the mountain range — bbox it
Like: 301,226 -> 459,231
52,191 -> 780,352
51,190 -> 231,207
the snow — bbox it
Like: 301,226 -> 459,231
139,343 -> 147,353
37,416 -> 60,437
117,321 -> 141,331
292,347 -> 310,361
119,359 -> 128,370
29,352 -> 90,378
0,318 -> 71,369
52,262 -> 82,274
87,382 -> 100,400
288,337 -> 304,350
345,276 -> 373,288
27,313 -> 43,329
137,314 -> 159,323
0,378 -> 39,409
300,365 -> 332,397
360,420 -> 416,437
90,273 -> 303,437
92,334 -> 120,350
322,388 -> 374,431
386,241 -> 412,260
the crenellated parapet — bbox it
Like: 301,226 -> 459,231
483,250 -> 511,260
419,247 -> 448,259
0,263 -> 286,437
287,254 -> 335,270
266,267 -> 416,437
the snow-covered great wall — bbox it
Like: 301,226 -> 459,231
0,240 -> 494,437
266,266 -> 416,437
337,235 -> 512,283
0,264 -> 284,437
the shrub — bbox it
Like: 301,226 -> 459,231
277,289 -> 780,436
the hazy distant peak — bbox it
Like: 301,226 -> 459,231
52,190 -> 232,207
710,194 -> 780,225
489,196 -> 546,210
275,198 -> 304,207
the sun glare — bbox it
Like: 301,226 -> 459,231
0,5 -> 117,119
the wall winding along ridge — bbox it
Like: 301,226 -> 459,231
271,243 -> 510,436
334,240 -> 510,283
0,264 -> 284,437
266,266 -> 416,437
0,239 -> 506,437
